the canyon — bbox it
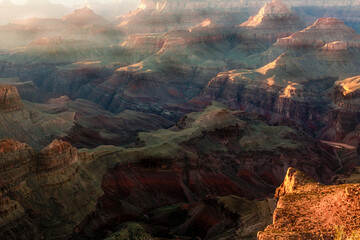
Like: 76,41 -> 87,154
0,0 -> 359,239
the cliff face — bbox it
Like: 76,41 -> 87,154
333,77 -> 360,143
0,139 -> 108,240
259,168 -> 360,239
0,85 -> 23,112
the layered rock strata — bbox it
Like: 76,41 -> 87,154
240,0 -> 305,42
0,85 -> 23,112
0,139 -> 108,240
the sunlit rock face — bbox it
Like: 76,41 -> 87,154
240,0 -> 305,42
275,17 -> 360,49
138,0 -> 360,12
118,0 -> 360,34
259,168 -> 360,239
117,0 -> 260,34
0,0 -> 359,239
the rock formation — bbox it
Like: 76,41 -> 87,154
0,1 -> 359,239
188,18 -> 221,32
61,6 -> 109,27
116,0 -> 254,34
201,19 -> 360,141
0,86 -> 75,150
0,139 -> 108,240
275,17 -> 360,49
240,0 -> 305,42
259,168 -> 360,239
121,33 -> 167,54
0,85 -> 23,112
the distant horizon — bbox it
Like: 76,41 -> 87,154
1,0 -> 140,7
0,0 -> 141,24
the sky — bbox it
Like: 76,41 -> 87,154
7,0 -> 126,6
0,0 -> 140,24
4,0 -> 139,6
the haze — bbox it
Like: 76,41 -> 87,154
0,0 -> 140,24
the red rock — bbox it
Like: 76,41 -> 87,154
259,168 -> 360,239
38,139 -> 78,172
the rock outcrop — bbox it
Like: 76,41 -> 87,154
0,139 -> 108,240
37,139 -> 78,172
0,85 -> 23,112
121,33 -> 167,54
258,168 -> 360,239
0,86 -> 75,151
188,18 -> 221,32
240,0 -> 305,42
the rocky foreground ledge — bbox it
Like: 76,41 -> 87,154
258,168 -> 360,240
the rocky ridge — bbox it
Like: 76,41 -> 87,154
240,0 -> 305,42
275,17 -> 360,49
